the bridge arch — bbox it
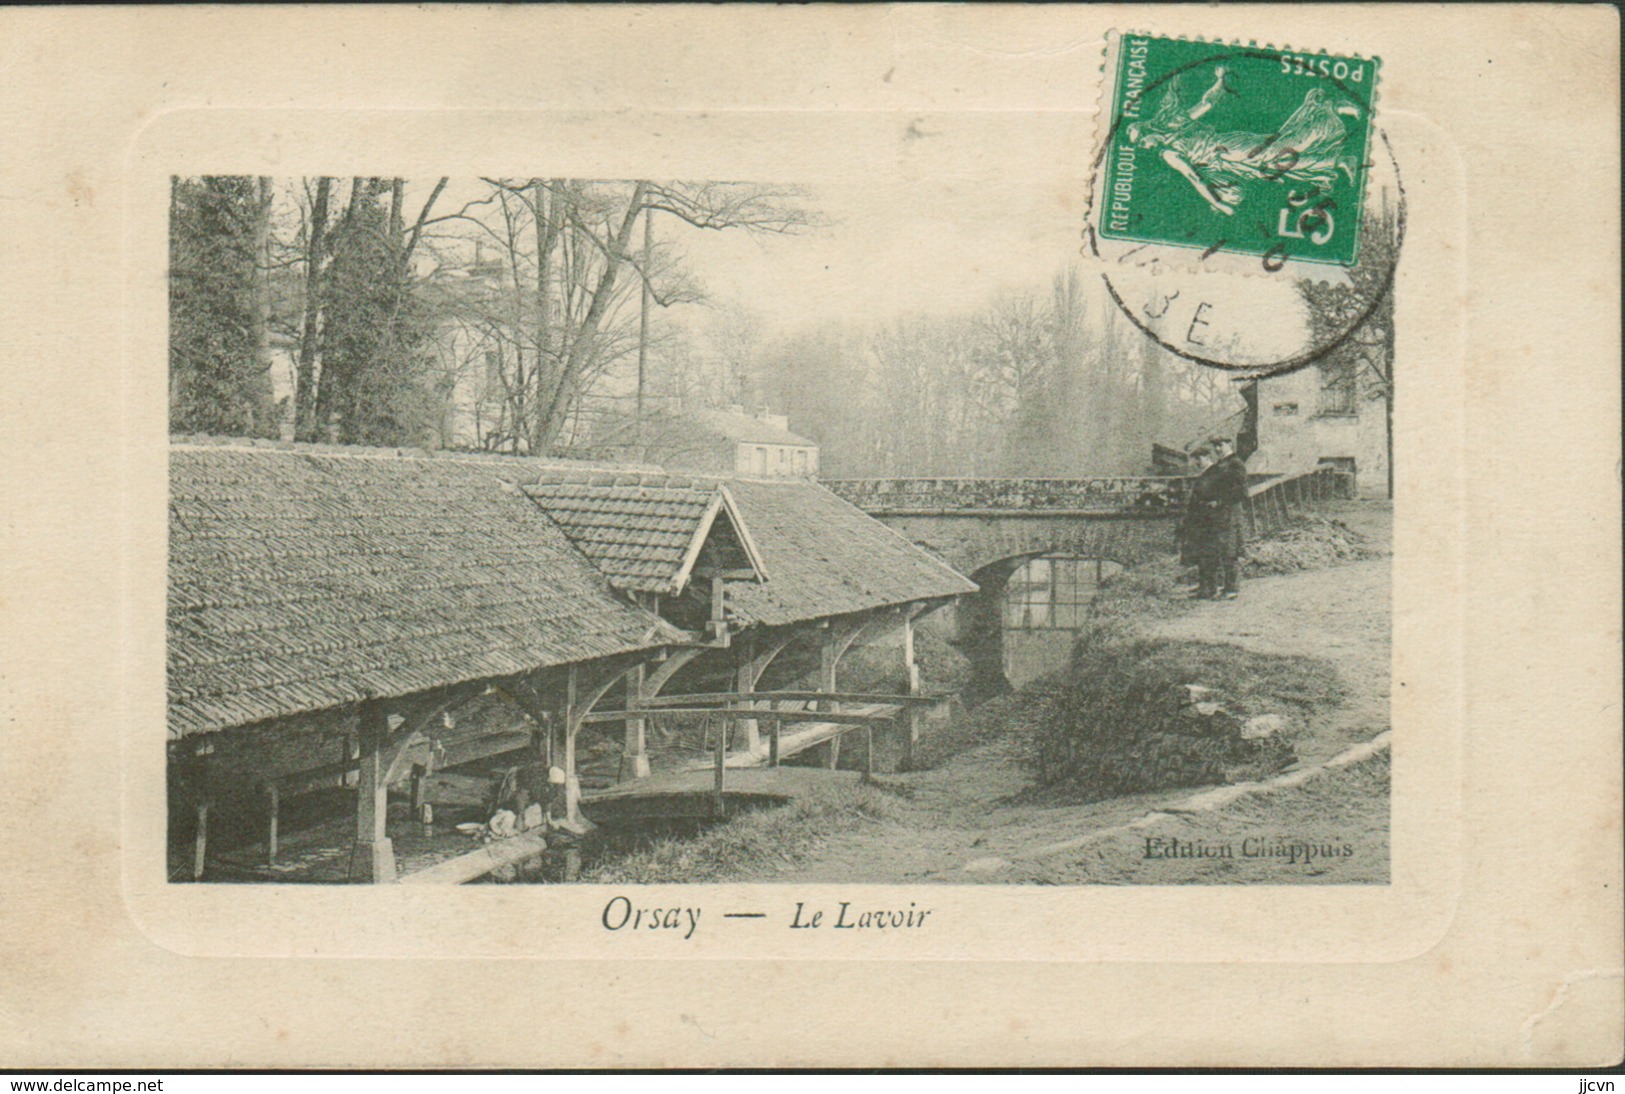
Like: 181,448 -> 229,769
950,548 -> 1136,699
874,513 -> 1177,578
823,477 -> 1191,699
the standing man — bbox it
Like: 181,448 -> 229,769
1182,435 -> 1250,600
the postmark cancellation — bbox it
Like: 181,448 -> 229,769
1096,33 -> 1382,270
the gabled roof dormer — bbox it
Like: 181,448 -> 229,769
522,475 -> 767,598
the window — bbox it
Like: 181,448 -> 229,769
1003,557 -> 1124,630
793,449 -> 809,475
1318,358 -> 1358,415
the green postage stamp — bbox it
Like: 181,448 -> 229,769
1097,33 -> 1381,267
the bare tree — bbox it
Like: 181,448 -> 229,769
426,180 -> 820,454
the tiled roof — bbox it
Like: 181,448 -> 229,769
501,469 -> 977,626
522,479 -> 765,595
168,445 -> 686,739
691,409 -> 817,448
718,477 -> 977,626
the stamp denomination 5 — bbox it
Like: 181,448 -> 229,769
1098,33 -> 1382,269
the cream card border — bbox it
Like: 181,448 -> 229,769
1,3 -> 1618,1068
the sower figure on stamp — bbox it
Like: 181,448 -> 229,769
1127,66 -> 1365,218
1181,435 -> 1249,600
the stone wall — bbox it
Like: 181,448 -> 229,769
826,476 -> 1190,514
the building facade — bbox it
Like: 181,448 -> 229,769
1247,362 -> 1390,499
586,406 -> 820,478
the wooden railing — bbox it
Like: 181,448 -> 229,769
1241,466 -> 1352,539
580,700 -> 906,813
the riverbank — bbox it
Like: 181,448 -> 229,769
581,500 -> 1392,886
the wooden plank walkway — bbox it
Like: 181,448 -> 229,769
579,704 -> 891,823
663,701 -> 900,772
580,765 -> 863,822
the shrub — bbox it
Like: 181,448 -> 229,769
1026,626 -> 1344,798
1243,514 -> 1375,576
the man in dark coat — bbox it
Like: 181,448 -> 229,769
1181,435 -> 1250,599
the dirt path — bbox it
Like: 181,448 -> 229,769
1146,510 -> 1390,767
701,501 -> 1393,885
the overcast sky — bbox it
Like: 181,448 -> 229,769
405,105 -> 1096,343
676,176 -> 1088,336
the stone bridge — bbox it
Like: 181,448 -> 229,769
822,476 -> 1191,575
824,469 -> 1349,697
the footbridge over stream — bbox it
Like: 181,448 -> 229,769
824,468 -> 1350,695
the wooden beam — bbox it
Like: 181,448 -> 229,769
397,831 -> 550,886
821,630 -> 841,769
559,660 -> 640,824
637,690 -> 948,708
831,617 -> 871,666
733,635 -> 761,756
622,662 -> 651,780
192,800 -> 210,882
902,614 -> 922,772
643,645 -> 708,698
744,630 -> 797,682
563,666 -> 580,823
580,707 -> 896,725
712,716 -> 727,817
709,575 -> 726,638
381,682 -> 487,789
351,702 -> 397,883
264,783 -> 279,867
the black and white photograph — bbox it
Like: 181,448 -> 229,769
2,2 -> 1619,1072
167,166 -> 1395,887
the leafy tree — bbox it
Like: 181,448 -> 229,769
168,176 -> 276,436
1296,201 -> 1399,497
313,177 -> 447,446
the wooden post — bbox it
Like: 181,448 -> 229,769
713,717 -> 727,817
563,666 -> 582,824
901,614 -> 922,772
341,732 -> 359,788
709,574 -> 726,639
192,800 -> 210,881
864,725 -> 875,781
734,634 -> 761,756
265,783 -> 279,867
769,715 -> 781,768
350,702 -> 396,883
409,764 -> 426,816
821,627 -> 841,769
528,727 -> 548,806
622,663 -> 651,779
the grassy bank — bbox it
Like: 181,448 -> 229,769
581,782 -> 907,884
1019,749 -> 1391,885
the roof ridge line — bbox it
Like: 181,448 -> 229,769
171,435 -> 667,475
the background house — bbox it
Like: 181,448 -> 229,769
1156,361 -> 1391,500
584,405 -> 820,477
1247,362 -> 1390,499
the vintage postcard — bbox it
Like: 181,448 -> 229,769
0,3 -> 1619,1070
